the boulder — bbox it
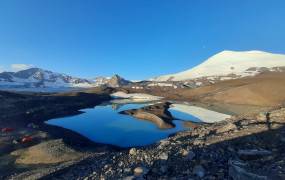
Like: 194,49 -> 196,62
193,165 -> 205,178
159,152 -> 169,160
158,139 -> 170,149
238,149 -> 272,160
229,160 -> 267,180
182,150 -> 196,160
216,122 -> 237,133
129,148 -> 137,156
134,166 -> 148,177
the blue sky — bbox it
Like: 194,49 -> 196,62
0,0 -> 284,80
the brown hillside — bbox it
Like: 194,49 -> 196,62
184,72 -> 285,106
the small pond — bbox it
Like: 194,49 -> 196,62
46,101 -> 230,147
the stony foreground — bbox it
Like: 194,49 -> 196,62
7,107 -> 284,180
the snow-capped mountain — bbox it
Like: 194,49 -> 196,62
107,74 -> 131,87
153,50 -> 285,81
0,68 -> 132,90
91,75 -> 131,87
0,68 -> 94,89
91,76 -> 111,87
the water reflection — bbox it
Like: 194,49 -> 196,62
46,103 -> 186,147
46,102 -> 230,147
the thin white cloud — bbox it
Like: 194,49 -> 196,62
0,66 -> 4,73
10,64 -> 34,72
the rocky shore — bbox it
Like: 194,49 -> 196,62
5,106 -> 284,180
0,89 -> 112,178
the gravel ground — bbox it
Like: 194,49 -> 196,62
9,107 -> 284,180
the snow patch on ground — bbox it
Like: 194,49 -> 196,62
148,82 -> 178,89
111,91 -> 163,100
170,104 -> 231,123
110,99 -> 160,104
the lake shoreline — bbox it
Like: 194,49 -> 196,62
1,89 -> 283,179
9,105 -> 284,179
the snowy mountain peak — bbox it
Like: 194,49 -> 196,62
108,74 -> 131,87
0,67 -> 133,91
153,50 -> 285,81
0,68 -> 94,89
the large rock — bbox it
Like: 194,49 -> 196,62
193,165 -> 206,178
158,139 -> 170,149
238,149 -> 272,160
134,166 -> 149,177
129,148 -> 137,156
181,150 -> 196,160
216,122 -> 237,133
229,160 -> 267,180
159,152 -> 169,160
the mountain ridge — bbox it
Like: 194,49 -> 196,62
1,50 -> 285,91
0,68 -> 130,90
